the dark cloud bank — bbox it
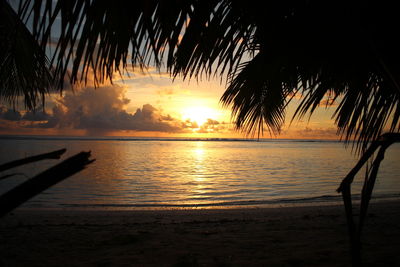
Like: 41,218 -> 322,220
0,85 -> 229,135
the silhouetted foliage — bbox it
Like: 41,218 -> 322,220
0,0 -> 54,110
337,132 -> 400,266
1,1 -> 399,265
10,0 -> 400,150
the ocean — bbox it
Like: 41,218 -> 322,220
1,136 -> 399,209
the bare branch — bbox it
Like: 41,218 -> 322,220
0,151 -> 94,217
0,148 -> 66,172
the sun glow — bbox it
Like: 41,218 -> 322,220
182,106 -> 218,126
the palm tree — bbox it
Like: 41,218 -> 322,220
3,0 -> 400,265
0,0 -> 54,110
0,0 -> 93,218
12,0 -> 400,149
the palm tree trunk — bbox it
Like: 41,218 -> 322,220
338,133 -> 400,266
341,186 -> 361,266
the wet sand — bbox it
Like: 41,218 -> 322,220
1,201 -> 399,266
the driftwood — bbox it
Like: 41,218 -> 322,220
337,133 -> 400,266
0,173 -> 26,181
0,148 -> 67,172
0,148 -> 67,180
0,150 -> 94,217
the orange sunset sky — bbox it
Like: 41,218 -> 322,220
0,67 -> 339,139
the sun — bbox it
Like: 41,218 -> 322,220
182,106 -> 217,126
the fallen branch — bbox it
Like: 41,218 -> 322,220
0,148 -> 66,172
0,173 -> 27,181
0,151 -> 94,217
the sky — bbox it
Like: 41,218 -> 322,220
0,65 -> 340,139
0,1 -> 344,140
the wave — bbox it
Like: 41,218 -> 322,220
56,193 -> 400,209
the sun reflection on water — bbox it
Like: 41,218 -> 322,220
193,142 -> 205,158
190,142 -> 210,197
4,139 -> 399,209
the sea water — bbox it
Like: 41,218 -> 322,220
1,136 -> 399,209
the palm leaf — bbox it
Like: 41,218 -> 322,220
14,0 -> 400,149
0,0 -> 54,109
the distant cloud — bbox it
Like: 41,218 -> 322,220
181,119 -> 199,129
0,107 -> 21,121
293,126 -> 337,139
196,119 -> 231,133
157,88 -> 175,96
22,111 -> 50,121
29,85 -> 184,135
287,91 -> 304,100
319,98 -> 338,107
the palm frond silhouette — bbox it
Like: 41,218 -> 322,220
4,0 -> 398,149
1,2 -> 400,264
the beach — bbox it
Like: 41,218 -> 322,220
1,201 -> 399,266
2,1 -> 400,266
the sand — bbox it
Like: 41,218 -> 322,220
1,201 -> 400,266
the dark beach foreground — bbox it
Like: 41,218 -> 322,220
1,201 -> 399,266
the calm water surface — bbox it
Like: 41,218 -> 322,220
1,137 -> 399,209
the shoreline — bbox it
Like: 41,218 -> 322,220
14,193 -> 400,212
1,200 -> 399,266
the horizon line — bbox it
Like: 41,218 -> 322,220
0,134 -> 344,143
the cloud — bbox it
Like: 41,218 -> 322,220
22,111 -> 50,121
0,106 -> 56,133
196,119 -> 231,133
115,65 -> 172,85
26,84 -> 185,135
157,88 -> 175,96
0,84 -> 233,136
287,91 -> 304,100
319,98 -> 338,107
1,106 -> 55,122
181,119 -> 199,130
293,126 -> 337,139
0,107 -> 21,121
